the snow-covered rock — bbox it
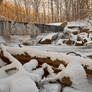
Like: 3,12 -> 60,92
75,41 -> 83,46
56,39 -> 63,45
40,83 -> 61,92
63,87 -> 83,92
59,60 -> 88,90
39,33 -> 58,44
47,23 -> 62,26
23,40 -> 34,46
23,59 -> 38,73
84,41 -> 92,47
10,75 -> 39,92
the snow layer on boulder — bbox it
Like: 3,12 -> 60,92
42,63 -> 55,77
57,59 -> 91,92
10,75 -> 39,92
0,83 -> 10,92
47,23 -> 62,26
63,87 -> 83,92
32,68 -> 44,78
67,21 -> 86,27
64,19 -> 92,34
56,39 -> 63,45
0,71 -> 39,92
84,41 -> 92,46
63,60 -> 88,89
23,59 -> 38,72
58,64 -> 65,70
41,33 -> 58,42
40,83 -> 61,92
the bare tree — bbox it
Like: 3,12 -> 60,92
0,0 -> 3,4
22,0 -> 33,22
32,0 -> 41,23
50,0 -> 54,22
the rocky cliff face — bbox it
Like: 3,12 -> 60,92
0,21 -> 40,37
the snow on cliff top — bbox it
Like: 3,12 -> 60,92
47,23 -> 62,26
47,19 -> 92,30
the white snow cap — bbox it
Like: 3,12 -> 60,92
23,59 -> 38,72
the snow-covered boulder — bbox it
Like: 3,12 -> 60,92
63,39 -> 75,45
78,32 -> 88,40
59,60 -> 88,89
75,41 -> 83,46
10,75 -> 39,92
63,87 -> 83,92
56,39 -> 63,45
39,33 -> 58,44
80,28 -> 89,33
84,41 -> 92,47
36,35 -> 44,44
40,83 -> 61,92
72,29 -> 79,35
47,23 -> 62,26
61,21 -> 67,27
23,40 -> 34,46
23,59 -> 38,72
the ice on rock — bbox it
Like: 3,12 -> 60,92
41,33 -> 58,42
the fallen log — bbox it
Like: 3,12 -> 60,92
1,51 -> 92,77
13,53 -> 67,67
1,45 -> 92,78
0,44 -> 24,71
15,54 -> 92,77
0,50 -> 11,64
75,41 -> 83,46
39,33 -> 58,44
12,54 -> 92,77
